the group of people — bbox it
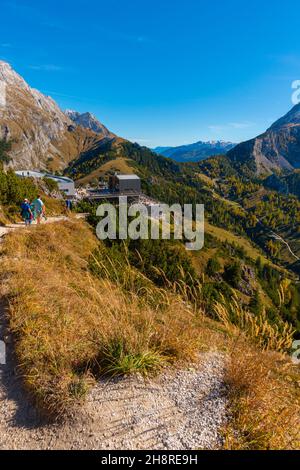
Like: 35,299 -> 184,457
20,196 -> 46,226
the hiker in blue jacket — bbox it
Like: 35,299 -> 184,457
32,195 -> 45,225
20,199 -> 33,226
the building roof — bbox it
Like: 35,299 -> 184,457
116,174 -> 140,180
49,175 -> 74,183
15,170 -> 45,178
15,170 -> 74,184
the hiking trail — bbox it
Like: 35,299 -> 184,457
0,216 -> 228,450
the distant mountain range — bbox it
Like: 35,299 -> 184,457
156,104 -> 300,174
153,141 -> 236,162
227,103 -> 300,175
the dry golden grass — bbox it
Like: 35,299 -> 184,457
43,196 -> 65,216
223,338 -> 300,449
214,297 -> 300,449
76,157 -> 134,186
0,219 -> 215,416
205,222 -> 283,271
214,296 -> 294,353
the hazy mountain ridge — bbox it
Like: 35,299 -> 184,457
153,140 -> 236,162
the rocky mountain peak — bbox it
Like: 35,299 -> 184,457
0,61 -> 29,90
65,109 -> 80,120
269,103 -> 300,130
65,109 -> 111,136
227,103 -> 300,175
0,62 -> 114,170
0,60 -> 69,124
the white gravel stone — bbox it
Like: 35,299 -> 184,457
0,340 -> 228,450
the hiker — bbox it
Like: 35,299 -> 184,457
32,195 -> 45,225
65,199 -> 72,212
20,199 -> 33,226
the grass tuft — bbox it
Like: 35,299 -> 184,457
99,339 -> 164,376
0,219 -> 212,416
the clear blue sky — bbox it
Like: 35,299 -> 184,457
1,0 -> 300,147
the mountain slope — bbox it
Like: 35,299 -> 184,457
153,140 -> 236,162
263,171 -> 300,198
0,61 -> 114,171
227,104 -> 300,175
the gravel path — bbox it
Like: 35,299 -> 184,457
0,348 -> 228,450
0,216 -> 69,240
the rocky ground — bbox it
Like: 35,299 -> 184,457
0,349 -> 227,450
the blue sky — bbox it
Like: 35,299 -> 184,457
1,0 -> 300,147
